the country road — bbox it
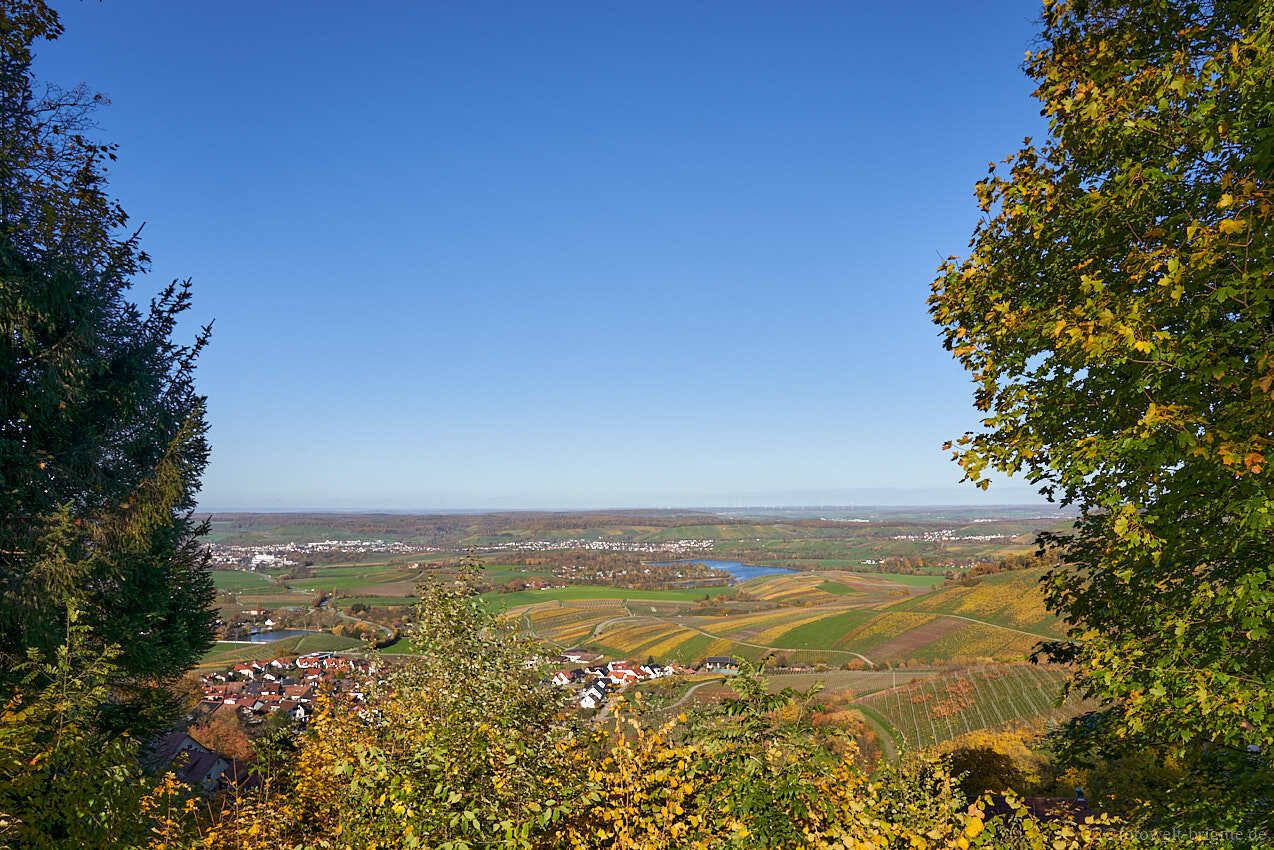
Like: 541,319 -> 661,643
594,677 -> 722,723
663,678 -> 724,712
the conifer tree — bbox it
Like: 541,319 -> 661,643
0,0 -> 215,726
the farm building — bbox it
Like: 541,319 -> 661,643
702,656 -> 740,673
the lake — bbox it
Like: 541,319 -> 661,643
656,559 -> 795,582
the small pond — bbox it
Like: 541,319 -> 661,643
246,628 -> 318,643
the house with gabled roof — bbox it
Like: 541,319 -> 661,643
231,663 -> 258,680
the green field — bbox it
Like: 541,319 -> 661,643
335,596 -> 418,608
212,570 -> 277,592
816,581 -> 859,596
484,585 -> 734,613
767,610 -> 874,650
233,593 -> 315,607
378,636 -> 419,655
288,564 -> 419,591
662,633 -> 715,664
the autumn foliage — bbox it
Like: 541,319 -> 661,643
930,0 -> 1273,832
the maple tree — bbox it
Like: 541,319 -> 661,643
930,0 -> 1273,831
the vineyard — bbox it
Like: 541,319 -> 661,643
856,665 -> 1083,749
888,568 -> 1062,637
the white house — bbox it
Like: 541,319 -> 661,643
579,683 -> 608,710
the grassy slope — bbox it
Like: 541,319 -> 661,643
816,581 -> 859,596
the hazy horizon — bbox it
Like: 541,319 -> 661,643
196,485 -> 1057,514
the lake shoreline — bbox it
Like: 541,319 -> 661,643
650,559 -> 796,583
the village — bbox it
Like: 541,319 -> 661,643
208,537 -> 715,571
147,652 -> 376,793
208,539 -> 442,569
549,649 -> 678,709
477,538 -> 715,555
147,647 -> 738,795
199,652 -> 375,719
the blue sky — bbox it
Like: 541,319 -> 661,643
37,2 -> 1048,510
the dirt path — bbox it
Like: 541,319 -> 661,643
850,702 -> 900,761
589,614 -> 636,640
521,611 -> 565,649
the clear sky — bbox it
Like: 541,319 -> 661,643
36,1 -> 1050,510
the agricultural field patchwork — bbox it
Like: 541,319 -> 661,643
740,570 -> 921,607
666,668 -> 944,710
740,573 -> 847,604
289,564 -> 422,596
216,562 -> 1056,670
523,602 -> 627,645
213,542 -> 1067,707
503,569 -> 1052,667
